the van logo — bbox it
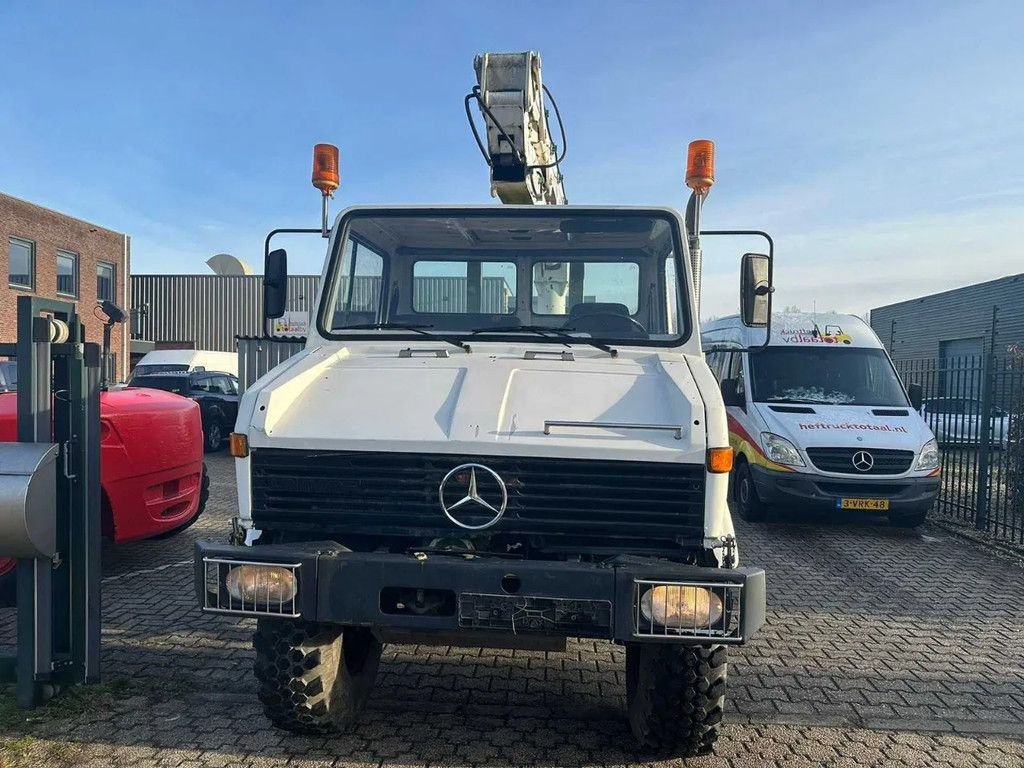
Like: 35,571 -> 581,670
439,464 -> 508,530
851,451 -> 875,472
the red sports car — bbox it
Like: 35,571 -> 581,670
0,386 -> 208,594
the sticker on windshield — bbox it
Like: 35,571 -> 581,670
778,325 -> 854,345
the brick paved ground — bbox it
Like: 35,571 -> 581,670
1,453 -> 1022,767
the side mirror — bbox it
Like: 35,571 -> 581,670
720,378 -> 745,408
264,249 -> 288,320
907,382 -> 923,411
740,253 -> 772,328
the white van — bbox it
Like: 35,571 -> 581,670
701,312 -> 940,526
131,349 -> 238,379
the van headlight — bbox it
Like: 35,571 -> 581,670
761,433 -> 804,466
640,585 -> 724,627
916,439 -> 939,470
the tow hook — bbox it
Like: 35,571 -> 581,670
713,535 -> 738,568
229,517 -> 245,546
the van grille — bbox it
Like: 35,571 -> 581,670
806,447 -> 914,475
250,449 -> 705,545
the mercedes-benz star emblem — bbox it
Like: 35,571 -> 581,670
851,451 -> 875,472
439,463 -> 508,530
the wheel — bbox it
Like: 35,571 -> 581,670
734,460 -> 768,522
889,508 -> 928,528
253,620 -> 381,734
626,643 -> 727,756
204,418 -> 224,452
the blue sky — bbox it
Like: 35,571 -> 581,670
2,1 -> 1022,318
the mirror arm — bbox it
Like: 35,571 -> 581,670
262,227 -> 321,336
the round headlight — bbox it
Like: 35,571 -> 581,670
225,565 -> 297,604
640,585 -> 724,627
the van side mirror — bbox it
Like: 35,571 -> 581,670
907,382 -> 923,411
740,253 -> 772,328
720,378 -> 745,408
264,249 -> 288,320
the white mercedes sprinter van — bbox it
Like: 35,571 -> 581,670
701,313 -> 940,526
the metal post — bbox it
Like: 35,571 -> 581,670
66,341 -> 102,683
975,351 -> 993,530
15,301 -> 54,707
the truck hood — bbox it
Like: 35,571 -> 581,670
755,402 -> 935,451
243,345 -> 709,463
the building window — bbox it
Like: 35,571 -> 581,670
57,251 -> 79,297
8,237 -> 35,290
97,262 -> 116,303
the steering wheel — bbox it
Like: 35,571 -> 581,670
564,313 -> 648,338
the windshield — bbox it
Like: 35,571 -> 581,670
133,364 -> 189,377
131,375 -> 190,395
319,210 -> 688,346
750,347 -> 908,406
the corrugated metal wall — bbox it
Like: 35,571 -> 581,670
132,275 -> 319,352
409,277 -> 512,314
870,274 -> 1024,361
133,274 -> 516,352
237,337 -> 306,393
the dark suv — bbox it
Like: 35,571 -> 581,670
129,370 -> 239,452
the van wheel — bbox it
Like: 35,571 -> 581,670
626,643 -> 727,756
734,461 -> 768,522
253,620 -> 381,734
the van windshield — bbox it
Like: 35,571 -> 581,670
749,347 -> 908,407
133,364 -> 189,377
319,210 -> 689,347
130,375 -> 190,395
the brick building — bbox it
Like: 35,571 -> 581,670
1,192 -> 130,378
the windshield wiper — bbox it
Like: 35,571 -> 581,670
469,325 -> 618,357
764,396 -> 833,404
333,323 -> 471,353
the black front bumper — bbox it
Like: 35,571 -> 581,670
195,540 -> 766,645
750,465 -> 940,512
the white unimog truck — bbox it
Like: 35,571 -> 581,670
196,53 -> 771,756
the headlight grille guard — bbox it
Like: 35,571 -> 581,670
203,557 -> 302,618
632,579 -> 744,641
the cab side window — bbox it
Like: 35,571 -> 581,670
706,352 -> 720,381
730,353 -> 746,397
707,351 -> 727,382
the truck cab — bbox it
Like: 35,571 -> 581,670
196,204 -> 767,754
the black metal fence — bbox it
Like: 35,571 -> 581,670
895,350 -> 1024,545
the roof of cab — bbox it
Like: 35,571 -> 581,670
701,312 -> 883,350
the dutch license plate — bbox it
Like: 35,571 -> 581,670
838,498 -> 890,511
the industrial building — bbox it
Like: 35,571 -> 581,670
130,274 -> 319,356
1,192 -> 131,379
130,274 -> 515,356
870,273 -> 1024,362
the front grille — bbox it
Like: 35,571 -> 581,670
806,447 -> 914,475
250,449 -> 705,545
816,482 -> 909,496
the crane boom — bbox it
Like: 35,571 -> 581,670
471,51 -> 566,206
